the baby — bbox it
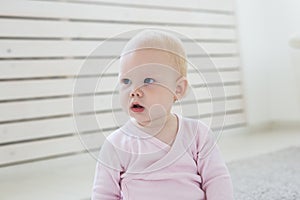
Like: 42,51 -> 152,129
92,30 -> 233,200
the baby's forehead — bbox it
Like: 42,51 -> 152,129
120,64 -> 180,79
119,49 -> 179,75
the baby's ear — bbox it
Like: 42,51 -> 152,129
175,77 -> 188,100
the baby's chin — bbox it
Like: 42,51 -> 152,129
130,112 -> 170,127
129,113 -> 152,127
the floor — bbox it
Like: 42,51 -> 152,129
219,125 -> 300,162
0,126 -> 300,200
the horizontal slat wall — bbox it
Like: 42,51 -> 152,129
0,0 -> 245,167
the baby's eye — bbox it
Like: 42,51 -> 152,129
144,78 -> 155,84
121,78 -> 131,85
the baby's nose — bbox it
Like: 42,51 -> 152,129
130,88 -> 143,97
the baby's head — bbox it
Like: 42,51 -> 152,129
121,30 -> 187,77
118,29 -> 188,126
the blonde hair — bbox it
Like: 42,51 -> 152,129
121,29 -> 187,77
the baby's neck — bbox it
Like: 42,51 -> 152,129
134,114 -> 179,146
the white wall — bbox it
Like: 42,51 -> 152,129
236,0 -> 300,127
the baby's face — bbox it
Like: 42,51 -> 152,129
119,49 -> 181,126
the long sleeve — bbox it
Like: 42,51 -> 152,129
197,129 -> 234,200
92,139 -> 123,200
92,162 -> 122,200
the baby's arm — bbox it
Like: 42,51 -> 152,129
92,162 -> 122,200
92,140 -> 123,200
197,129 -> 234,200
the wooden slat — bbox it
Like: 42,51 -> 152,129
184,42 -> 238,56
0,94 -> 116,122
0,18 -> 237,40
0,112 -> 245,166
188,56 -> 241,71
0,57 -> 241,79
0,40 -> 124,58
0,1 -> 235,26
0,79 -> 75,101
200,112 -> 246,130
188,70 -> 241,85
172,99 -> 244,119
0,132 -> 105,166
0,58 -> 109,79
60,0 -> 235,12
0,40 -> 238,58
0,117 -> 76,145
193,84 -> 242,99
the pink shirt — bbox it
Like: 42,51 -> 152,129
92,115 -> 233,200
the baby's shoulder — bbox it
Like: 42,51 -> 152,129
102,123 -> 141,155
180,116 -> 210,137
105,126 -> 131,146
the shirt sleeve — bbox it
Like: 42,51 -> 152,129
92,139 -> 123,200
196,127 -> 234,200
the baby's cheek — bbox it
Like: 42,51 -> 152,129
119,91 -> 129,110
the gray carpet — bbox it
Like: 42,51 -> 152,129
227,146 -> 300,200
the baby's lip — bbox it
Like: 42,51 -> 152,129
130,102 -> 144,109
130,102 -> 145,113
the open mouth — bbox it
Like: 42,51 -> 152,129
131,103 -> 145,113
